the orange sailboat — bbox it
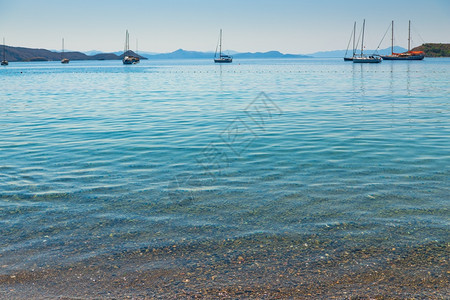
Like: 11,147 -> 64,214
380,20 -> 424,60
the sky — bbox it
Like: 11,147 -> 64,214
0,0 -> 449,54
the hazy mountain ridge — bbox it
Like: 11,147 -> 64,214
148,49 -> 214,59
3,46 -> 310,61
144,49 -> 310,59
309,46 -> 408,57
3,44 -> 448,62
233,51 -> 309,59
2,46 -> 146,62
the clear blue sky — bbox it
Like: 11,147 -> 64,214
1,0 -> 449,54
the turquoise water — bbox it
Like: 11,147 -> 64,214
0,59 -> 449,273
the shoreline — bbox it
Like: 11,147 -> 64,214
1,234 -> 448,298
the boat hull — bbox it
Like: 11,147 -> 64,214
61,59 -> 70,64
380,55 -> 424,60
353,57 -> 382,63
343,57 -> 353,61
1,60 -> 8,66
122,56 -> 140,65
214,58 -> 232,63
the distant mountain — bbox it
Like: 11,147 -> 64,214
107,51 -> 155,57
225,50 -> 240,55
411,43 -> 450,57
233,51 -> 309,59
144,49 -> 310,59
90,53 -> 122,60
148,49 -> 214,59
3,46 -> 78,62
2,46 -> 147,62
4,45 -> 402,62
118,50 -> 147,60
310,46 -> 408,57
134,51 -> 160,57
83,50 -> 104,56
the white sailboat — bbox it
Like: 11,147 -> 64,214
344,22 -> 357,61
353,19 -> 382,63
214,29 -> 232,63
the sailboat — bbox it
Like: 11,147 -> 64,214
353,19 -> 382,63
380,21 -> 424,60
122,30 -> 140,65
61,38 -> 70,64
214,29 -> 232,63
344,22 -> 357,61
1,38 -> 8,66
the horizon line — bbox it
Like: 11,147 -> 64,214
3,44 -> 421,56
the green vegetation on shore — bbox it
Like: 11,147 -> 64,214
1,46 -> 145,62
412,43 -> 450,57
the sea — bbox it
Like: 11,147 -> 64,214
0,58 -> 449,297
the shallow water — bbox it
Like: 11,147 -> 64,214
0,59 -> 449,292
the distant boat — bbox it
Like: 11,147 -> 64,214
122,30 -> 140,65
1,38 -> 8,66
380,21 -> 424,61
353,20 -> 382,63
214,29 -> 232,63
61,38 -> 70,64
344,22 -> 357,61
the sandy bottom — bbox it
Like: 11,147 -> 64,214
1,234 -> 448,299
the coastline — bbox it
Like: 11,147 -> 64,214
1,233 -> 448,298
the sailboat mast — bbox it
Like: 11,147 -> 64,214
3,38 -> 5,61
125,30 -> 129,53
352,22 -> 356,56
62,38 -> 64,60
408,20 -> 411,51
219,29 -> 222,57
361,19 -> 365,56
391,20 -> 394,55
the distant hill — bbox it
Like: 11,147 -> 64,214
107,51 -> 158,57
90,53 -> 123,60
3,45 -> 310,62
118,50 -> 147,60
411,43 -> 450,57
309,46 -> 407,58
144,49 -> 310,59
148,49 -> 214,59
17,44 -> 448,61
233,51 -> 309,59
3,46 -> 71,62
2,46 -> 147,62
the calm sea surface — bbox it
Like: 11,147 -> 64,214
0,58 -> 449,276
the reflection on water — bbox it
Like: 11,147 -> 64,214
0,59 -> 449,276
